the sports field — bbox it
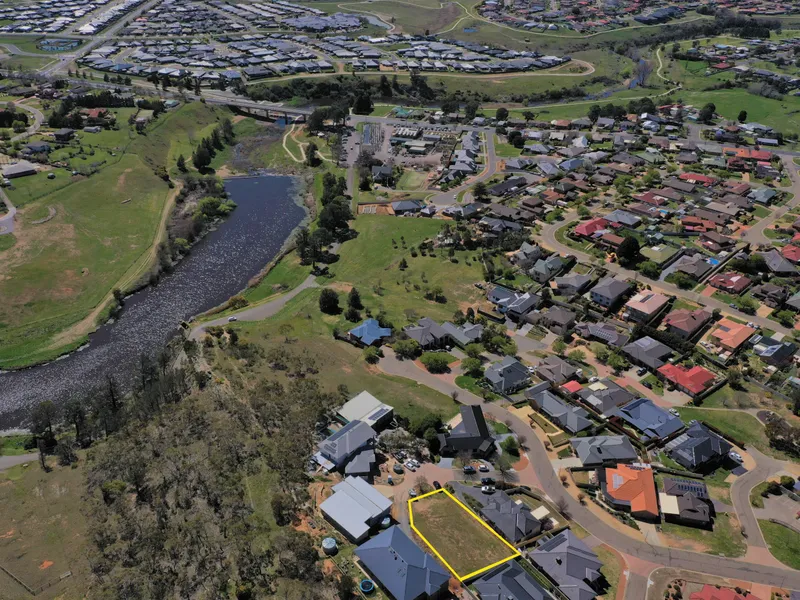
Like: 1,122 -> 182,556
409,489 -> 519,579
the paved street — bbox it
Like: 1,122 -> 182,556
0,452 -> 37,472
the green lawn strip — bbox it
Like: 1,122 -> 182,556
595,545 -> 622,600
660,513 -> 746,558
243,251 -> 310,304
490,420 -> 511,434
759,520 -> 800,570
703,467 -> 733,505
642,374 -> 663,396
750,482 -> 770,508
699,383 -> 759,410
753,205 -> 771,219
455,374 -> 499,401
0,434 -> 34,455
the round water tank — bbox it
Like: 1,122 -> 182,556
321,537 -> 338,555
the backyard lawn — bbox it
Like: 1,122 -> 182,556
595,545 -> 622,600
759,520 -> 800,570
410,490 -> 517,578
660,513 -> 746,557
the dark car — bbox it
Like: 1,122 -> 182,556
463,465 -> 476,474
637,367 -> 647,376
481,477 -> 495,485
433,481 -> 442,490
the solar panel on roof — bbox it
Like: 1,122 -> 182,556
367,407 -> 389,420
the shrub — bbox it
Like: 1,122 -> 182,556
364,346 -> 381,364
420,352 -> 451,373
318,288 -> 340,314
501,436 -> 520,456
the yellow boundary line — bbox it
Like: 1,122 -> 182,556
408,488 -> 520,581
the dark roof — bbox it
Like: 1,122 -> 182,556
622,336 -> 673,369
438,405 -> 495,454
611,398 -> 683,441
536,355 -> 577,385
318,420 -> 376,467
529,530 -> 602,600
480,491 -> 542,542
355,526 -> 450,600
474,560 -> 553,600
591,277 -> 631,301
578,379 -> 635,415
665,422 -> 732,471
527,389 -> 591,433
570,435 -> 638,466
403,317 -> 449,346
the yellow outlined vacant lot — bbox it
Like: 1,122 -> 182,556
408,488 -> 520,581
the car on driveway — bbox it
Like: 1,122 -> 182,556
636,367 -> 647,376
481,477 -> 495,485
409,489 -> 418,497
481,485 -> 496,494
669,408 -> 679,417
405,461 -> 417,472
479,464 -> 490,472
433,481 -> 442,490
463,465 -> 476,474
729,451 -> 743,463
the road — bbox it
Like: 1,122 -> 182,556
429,132 -> 498,206
1,100 -> 45,142
0,452 -> 38,471
376,349 -> 800,590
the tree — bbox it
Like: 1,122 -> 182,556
473,180 -> 488,201
424,427 -> 440,454
176,154 -> 187,172
495,454 -> 513,484
364,346 -> 381,364
345,306 -> 361,322
698,102 -> 716,124
318,288 -> 340,314
501,436 -> 519,456
307,107 -> 328,133
552,338 -> 567,356
394,338 -> 421,360
31,400 -> 58,447
461,357 -> 483,377
738,110 -> 748,123
464,343 -> 483,359
63,397 -> 87,442
639,260 -> 661,279
464,100 -> 480,120
192,145 -> 211,170
353,94 -> 373,115
617,236 -> 641,266
348,286 -> 363,310
607,352 -> 629,373
305,141 -> 320,167
495,107 -> 509,121
338,575 -> 356,600
420,353 -> 450,373
568,349 -> 586,363
775,310 -> 795,328
727,367 -> 743,389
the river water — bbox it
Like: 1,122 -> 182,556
0,175 -> 305,428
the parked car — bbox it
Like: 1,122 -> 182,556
409,489 -> 418,497
433,481 -> 442,490
479,464 -> 490,472
589,376 -> 599,383
481,485 -> 496,494
636,367 -> 647,376
393,463 -> 404,474
405,461 -> 417,472
463,465 -> 476,474
643,381 -> 652,389
729,451 -> 743,463
228,316 -> 237,322
481,477 -> 495,485
669,408 -> 679,417
410,459 -> 421,468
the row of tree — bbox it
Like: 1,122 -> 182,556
187,117 -> 236,171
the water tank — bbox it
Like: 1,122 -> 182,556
360,580 -> 375,594
380,516 -> 392,529
321,537 -> 338,555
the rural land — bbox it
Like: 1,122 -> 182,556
4,0 -> 800,600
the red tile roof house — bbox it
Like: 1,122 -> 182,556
679,172 -> 717,187
708,272 -> 751,295
690,585 -> 762,600
781,244 -> 800,264
574,217 -> 608,238
657,364 -> 716,397
663,308 -> 712,339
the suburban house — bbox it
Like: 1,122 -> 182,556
535,355 -> 578,385
663,308 -> 712,339
403,318 -> 450,350
598,463 -> 659,520
355,526 -> 450,600
348,319 -> 392,347
438,405 -> 495,456
320,476 -> 392,542
337,391 -> 394,430
527,388 -> 592,434
659,477 -> 713,528
624,292 -> 669,323
315,420 -> 377,475
486,356 -> 531,394
708,272 -> 751,295
530,255 -> 564,283
480,490 -> 542,543
440,321 -> 483,347
529,530 -> 603,600
575,217 -> 609,239
752,336 -> 798,367
577,379 -> 636,416
371,165 -> 395,185
574,322 -> 630,348
474,560 -> 554,600
529,306 -> 576,335
665,422 -> 733,473
759,249 -> 797,275
488,286 -> 542,320
622,336 -> 674,370
570,435 -> 638,467
657,364 -> 716,398
553,273 -> 592,296
751,283 -> 789,308
710,319 -> 756,353
610,398 -> 683,441
2,161 -> 37,179
590,277 -> 631,308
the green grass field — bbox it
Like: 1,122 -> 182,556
0,457 -> 90,600
338,0 -> 464,34
759,520 -> 800,570
0,433 -> 33,455
661,513 -> 746,558
410,491 -> 516,577
595,545 -> 622,600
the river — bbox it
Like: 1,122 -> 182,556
0,175 -> 306,428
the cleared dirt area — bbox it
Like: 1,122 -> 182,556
410,490 -> 517,578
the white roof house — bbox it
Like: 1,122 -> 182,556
337,391 -> 393,429
319,476 -> 392,542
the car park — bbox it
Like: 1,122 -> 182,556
409,489 -> 418,497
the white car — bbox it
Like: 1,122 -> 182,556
405,461 -> 417,472
589,376 -> 599,383
227,316 -> 237,322
669,408 -> 680,417
409,489 -> 418,497
479,464 -> 490,472
729,451 -> 743,463
410,459 -> 421,468
481,485 -> 496,494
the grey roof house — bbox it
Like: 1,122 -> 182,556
480,490 -> 542,543
474,560 -> 553,600
485,356 -> 531,394
438,405 -> 495,456
570,435 -> 638,466
535,355 -> 578,385
527,388 -> 592,434
659,477 -> 713,528
355,525 -> 450,600
553,273 -> 592,296
530,255 -> 564,283
610,398 -> 683,441
316,419 -> 377,473
529,530 -> 603,600
622,336 -> 673,370
320,476 -> 392,542
440,321 -> 483,347
403,317 -> 450,349
664,422 -> 732,472
590,277 -> 631,308
577,379 -> 635,416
